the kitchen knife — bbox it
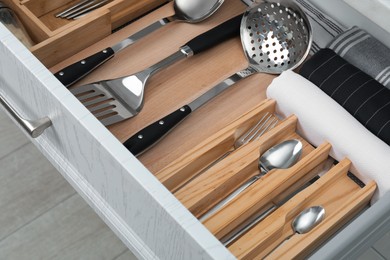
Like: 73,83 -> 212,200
124,71 -> 249,156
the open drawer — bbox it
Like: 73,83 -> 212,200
0,0 -> 387,259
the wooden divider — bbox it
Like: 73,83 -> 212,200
155,99 -> 276,192
227,158 -> 377,259
202,142 -> 331,239
155,98 -> 376,258
4,0 -> 168,66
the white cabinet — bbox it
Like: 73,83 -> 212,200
0,24 -> 234,260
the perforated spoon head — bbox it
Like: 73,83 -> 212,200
240,0 -> 312,74
174,0 -> 224,23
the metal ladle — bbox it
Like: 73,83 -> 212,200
54,0 -> 225,87
236,0 -> 312,77
123,0 -> 312,155
200,139 -> 303,222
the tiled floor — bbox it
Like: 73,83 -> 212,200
1,107 -> 389,260
0,110 -> 137,259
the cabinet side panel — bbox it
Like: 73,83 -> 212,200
0,24 -> 234,260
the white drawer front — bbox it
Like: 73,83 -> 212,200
0,24 -> 234,260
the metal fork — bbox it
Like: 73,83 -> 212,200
214,112 -> 278,164
198,112 -> 278,221
56,0 -> 110,20
173,112 -> 278,194
198,112 -> 279,174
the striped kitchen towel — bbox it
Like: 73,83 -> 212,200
299,48 -> 390,145
328,26 -> 390,90
294,0 -> 346,53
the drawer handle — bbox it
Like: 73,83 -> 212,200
0,94 -> 52,138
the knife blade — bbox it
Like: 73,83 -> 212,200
123,69 -> 252,156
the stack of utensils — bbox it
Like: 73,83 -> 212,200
50,0 -> 380,258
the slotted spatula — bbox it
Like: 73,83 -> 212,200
70,14 -> 242,126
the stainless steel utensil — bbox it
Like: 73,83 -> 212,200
265,205 -> 325,257
208,112 -> 278,165
222,153 -> 334,245
292,205 -> 325,234
124,0 -> 312,155
54,0 -> 225,87
199,139 -> 303,222
56,0 -> 110,20
174,113 -> 278,193
69,14 -> 242,126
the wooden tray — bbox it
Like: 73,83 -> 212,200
3,0 -> 167,66
41,0 -> 377,257
158,100 -> 376,259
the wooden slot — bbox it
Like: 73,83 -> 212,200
202,142 -> 332,240
173,114 -> 300,218
227,158 -> 377,260
4,0 -> 169,66
155,99 -> 276,193
31,9 -> 112,68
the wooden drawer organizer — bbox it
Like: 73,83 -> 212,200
156,99 -> 377,259
11,0 -> 375,257
2,0 -> 167,67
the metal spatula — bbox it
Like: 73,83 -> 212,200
70,14 -> 242,126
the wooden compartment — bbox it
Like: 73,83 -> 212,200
158,100 -> 377,258
2,0 -> 167,66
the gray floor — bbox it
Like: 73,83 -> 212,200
1,108 -> 390,260
0,110 -> 137,259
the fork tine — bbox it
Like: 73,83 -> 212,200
57,0 -> 97,18
238,112 -> 270,144
67,0 -> 110,19
253,117 -> 278,141
55,0 -> 91,17
244,113 -> 274,143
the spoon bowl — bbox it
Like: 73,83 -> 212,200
265,205 -> 325,257
293,205 -> 326,234
200,139 -> 303,222
174,0 -> 225,23
259,139 -> 303,174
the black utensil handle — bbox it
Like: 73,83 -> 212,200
124,105 -> 192,156
185,14 -> 242,55
54,47 -> 115,87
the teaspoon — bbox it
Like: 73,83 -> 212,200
200,139 -> 303,222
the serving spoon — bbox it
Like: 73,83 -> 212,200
54,0 -> 225,87
200,139 -> 303,222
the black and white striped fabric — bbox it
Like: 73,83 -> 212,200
299,48 -> 390,145
294,0 -> 346,53
328,26 -> 390,90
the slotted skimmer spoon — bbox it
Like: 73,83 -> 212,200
70,14 -> 242,126
124,0 -> 312,156
55,0 -> 224,87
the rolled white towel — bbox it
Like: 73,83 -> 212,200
266,70 -> 390,202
